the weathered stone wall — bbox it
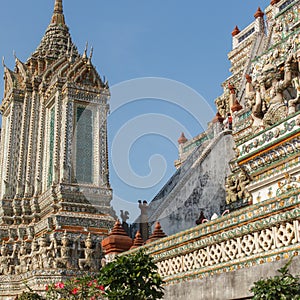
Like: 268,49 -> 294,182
147,131 -> 235,236
163,256 -> 300,300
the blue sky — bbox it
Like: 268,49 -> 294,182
0,0 -> 268,221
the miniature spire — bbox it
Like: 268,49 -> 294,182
130,231 -> 144,250
231,26 -> 240,37
146,222 -> 167,244
212,112 -> 224,124
254,7 -> 264,19
178,132 -> 188,144
271,0 -> 280,5
101,219 -> 133,255
51,0 -> 66,25
231,98 -> 243,113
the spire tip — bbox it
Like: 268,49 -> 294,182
51,0 -> 65,25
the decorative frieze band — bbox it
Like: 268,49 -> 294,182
127,190 -> 300,284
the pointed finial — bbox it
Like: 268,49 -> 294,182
69,46 -> 74,62
83,42 -> 88,58
231,26 -> 240,37
67,37 -> 70,55
89,46 -> 94,60
231,98 -> 243,112
2,56 -> 5,67
178,132 -> 188,144
130,231 -> 144,250
254,7 -> 264,19
146,222 -> 167,244
51,0 -> 66,25
87,47 -> 94,65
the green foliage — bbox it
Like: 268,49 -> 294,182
16,283 -> 44,300
98,250 -> 165,300
16,292 -> 44,300
251,258 -> 300,300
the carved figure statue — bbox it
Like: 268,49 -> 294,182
15,242 -> 29,274
10,244 -> 19,274
237,172 -> 253,204
56,231 -> 72,269
225,176 -> 238,205
262,56 -> 293,125
0,243 -> 19,275
38,236 -> 56,269
245,74 -> 265,129
226,172 -> 253,206
0,242 -> 10,275
288,51 -> 300,114
289,76 -> 300,114
246,54 -> 293,128
28,238 -> 39,271
79,234 -> 95,271
215,96 -> 226,117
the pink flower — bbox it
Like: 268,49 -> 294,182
97,285 -> 105,291
54,282 -> 65,289
45,285 -> 49,291
88,279 -> 97,287
90,297 -> 96,300
71,287 -> 79,295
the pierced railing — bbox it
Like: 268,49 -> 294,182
127,189 -> 300,284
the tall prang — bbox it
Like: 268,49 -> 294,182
0,0 -> 115,296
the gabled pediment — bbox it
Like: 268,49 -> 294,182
3,67 -> 16,98
15,58 -> 30,88
67,59 -> 104,89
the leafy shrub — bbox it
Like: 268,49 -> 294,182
98,250 -> 164,300
251,258 -> 300,300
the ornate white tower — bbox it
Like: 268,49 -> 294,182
0,0 -> 115,295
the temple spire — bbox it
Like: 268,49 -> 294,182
51,0 -> 65,25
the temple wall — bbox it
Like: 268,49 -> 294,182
127,189 -> 300,299
163,257 -> 300,300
